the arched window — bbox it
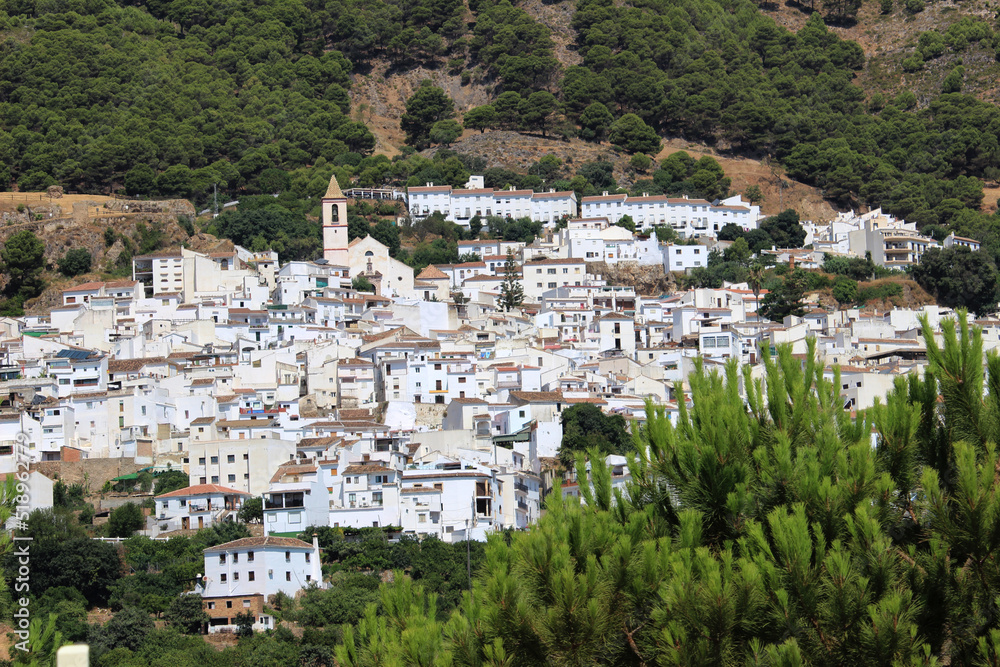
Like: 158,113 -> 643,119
332,204 -> 339,222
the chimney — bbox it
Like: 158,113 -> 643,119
311,533 -> 323,587
426,182 -> 433,187
362,453 -> 370,462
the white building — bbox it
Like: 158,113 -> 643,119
155,483 -> 250,532
580,193 -> 758,237
408,177 -> 577,228
200,535 -> 324,633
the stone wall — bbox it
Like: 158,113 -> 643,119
31,457 -> 145,488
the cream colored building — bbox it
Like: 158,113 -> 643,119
348,235 -> 416,299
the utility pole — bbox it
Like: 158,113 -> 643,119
213,183 -> 218,217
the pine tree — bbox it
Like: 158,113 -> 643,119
498,249 -> 523,312
328,311 -> 1000,666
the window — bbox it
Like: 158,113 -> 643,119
248,571 -> 255,581
233,572 -> 240,581
226,600 -> 233,609
211,456 -> 219,464
200,477 -> 207,484
211,476 -> 219,484
247,551 -> 254,562
219,554 -> 226,564
221,573 -> 227,582
286,572 -> 291,581
285,551 -> 291,562
227,455 -> 235,463
305,553 -> 311,563
228,474 -> 236,483
208,602 -> 215,610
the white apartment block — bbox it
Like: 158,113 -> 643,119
662,244 -> 707,272
521,258 -> 589,302
580,193 -> 758,238
408,178 -> 577,228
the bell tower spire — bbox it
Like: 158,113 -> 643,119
322,175 -> 348,266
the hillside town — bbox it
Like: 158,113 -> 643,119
1,175 -> 987,632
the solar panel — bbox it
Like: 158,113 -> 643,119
56,349 -> 90,360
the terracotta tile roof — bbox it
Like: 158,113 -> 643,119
342,464 -> 393,474
191,378 -> 214,386
270,463 -> 318,483
338,409 -> 374,420
204,536 -> 313,552
108,357 -> 167,373
190,416 -> 216,425
62,282 -> 105,292
156,483 -> 249,499
523,258 -> 585,265
401,487 -> 440,494
510,390 -> 563,402
217,419 -> 274,428
417,265 -> 448,280
450,397 -> 488,404
297,436 -> 341,448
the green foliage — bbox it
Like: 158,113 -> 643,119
329,327 -> 1000,665
401,81 -> 455,149
911,245 -> 999,314
832,275 -> 858,305
470,0 -> 559,94
518,91 -> 558,136
58,248 -> 92,277
856,280 -> 904,304
608,113 -> 661,154
463,104 -> 498,134
32,587 -> 89,643
210,205 -> 319,262
760,267 -> 808,321
1,230 -> 45,315
429,119 -> 463,146
759,209 -> 806,248
17,534 -> 121,607
498,249 -> 523,311
108,502 -> 144,538
351,276 -> 375,293
53,480 -> 86,509
823,253 -> 876,280
235,611 -> 255,638
238,497 -> 264,524
559,402 -> 633,468
153,470 -> 189,496
614,215 -> 635,234
654,152 -> 731,201
290,573 -> 380,627
12,613 -> 67,667
579,102 -> 614,141
108,572 -> 178,615
164,594 -> 208,634
744,184 -> 764,205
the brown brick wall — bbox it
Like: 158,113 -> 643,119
31,457 -> 145,488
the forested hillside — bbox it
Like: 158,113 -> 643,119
3,0 -> 1000,260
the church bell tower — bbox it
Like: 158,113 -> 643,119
322,175 -> 348,266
